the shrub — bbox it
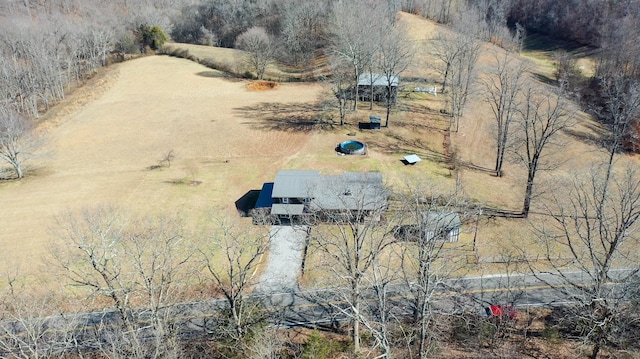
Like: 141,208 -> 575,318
301,331 -> 351,359
137,25 -> 168,51
542,326 -> 562,344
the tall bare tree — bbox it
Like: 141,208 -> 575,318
0,286 -> 81,358
378,22 -> 414,127
235,27 -> 276,80
357,249 -> 405,359
526,164 -> 640,359
483,52 -> 528,177
330,0 -> 385,112
0,106 -> 37,179
515,88 -> 573,217
199,216 -> 270,352
448,36 -> 480,132
596,75 -> 640,197
323,56 -> 352,126
431,31 -> 461,94
307,173 -> 390,356
53,207 -> 192,358
392,181 -> 470,359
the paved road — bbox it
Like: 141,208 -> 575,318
1,269 -> 635,355
256,225 -> 309,293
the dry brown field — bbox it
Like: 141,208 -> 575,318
0,15 -> 450,286
0,12 -> 634,288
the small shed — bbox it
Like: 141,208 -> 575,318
359,115 -> 381,130
404,154 -> 421,165
393,211 -> 462,243
422,211 -> 461,242
357,73 -> 399,103
369,115 -> 381,129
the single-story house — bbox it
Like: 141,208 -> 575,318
357,73 -> 399,103
255,170 -> 388,222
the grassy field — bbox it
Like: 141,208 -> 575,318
0,15 -> 452,286
0,12 -> 635,289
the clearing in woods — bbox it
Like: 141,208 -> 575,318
0,45 -> 448,283
0,12 -> 628,286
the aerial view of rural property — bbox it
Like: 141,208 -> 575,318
2,0 -> 640,358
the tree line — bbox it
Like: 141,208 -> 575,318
4,0 -> 637,182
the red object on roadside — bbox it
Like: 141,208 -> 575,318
486,305 -> 518,320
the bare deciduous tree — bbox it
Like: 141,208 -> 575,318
0,286 -> 81,359
322,56 -> 352,126
431,31 -> 461,94
235,27 -> 276,80
330,0 -> 385,112
483,52 -> 528,177
515,88 -> 573,217
199,216 -> 270,351
357,252 -> 403,359
432,29 -> 480,132
378,23 -> 414,127
307,174 -> 390,356
448,37 -> 480,132
0,106 -> 36,179
392,181 -> 470,359
53,207 -> 192,358
526,164 -> 640,359
596,75 -> 640,193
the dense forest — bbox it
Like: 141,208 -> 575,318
1,0 -> 639,113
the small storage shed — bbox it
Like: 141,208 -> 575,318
357,73 -> 399,103
369,115 -> 381,129
422,211 -> 461,242
359,115 -> 381,130
404,154 -> 421,164
393,211 -> 462,243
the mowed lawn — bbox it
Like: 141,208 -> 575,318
0,54 -> 453,284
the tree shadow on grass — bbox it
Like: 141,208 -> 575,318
235,102 -> 336,133
532,73 -> 557,86
398,102 -> 451,131
456,161 -> 496,174
562,120 -> 607,149
367,132 -> 451,164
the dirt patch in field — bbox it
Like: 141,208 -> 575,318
247,81 -> 279,91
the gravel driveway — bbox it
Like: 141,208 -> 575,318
257,225 -> 309,293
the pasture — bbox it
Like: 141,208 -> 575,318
0,57 -> 450,283
0,12 -> 624,286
